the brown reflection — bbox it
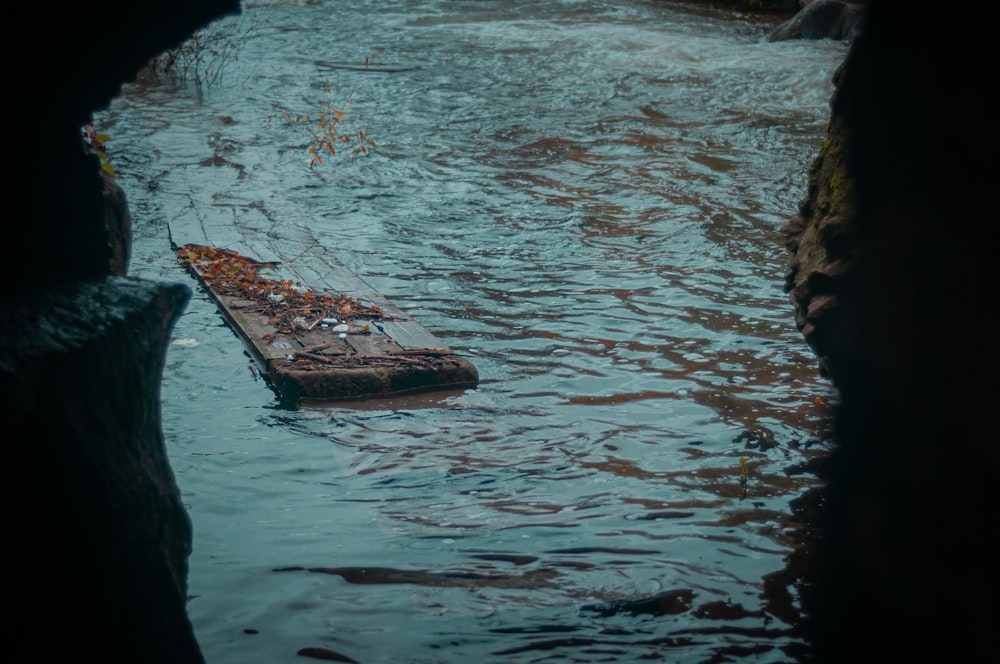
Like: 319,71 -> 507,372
280,565 -> 561,589
493,635 -> 697,658
494,135 -> 610,168
693,600 -> 765,621
468,553 -> 537,566
484,499 -> 567,516
299,388 -> 473,412
577,455 -> 657,480
545,547 -> 660,556
621,496 -> 718,511
582,588 -> 694,616
568,390 -> 683,405
497,170 -> 629,217
628,510 -> 696,521
580,214 -> 654,239
296,646 -> 358,663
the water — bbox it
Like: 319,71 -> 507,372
95,1 -> 848,661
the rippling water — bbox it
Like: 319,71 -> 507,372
96,1 -> 848,661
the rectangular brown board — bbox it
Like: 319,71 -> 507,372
168,215 -> 479,405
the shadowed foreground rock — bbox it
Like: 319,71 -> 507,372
1,278 -> 194,661
8,0 -> 241,291
783,1 -> 997,660
2,1 -> 238,659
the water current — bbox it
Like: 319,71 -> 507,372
95,1 -> 849,661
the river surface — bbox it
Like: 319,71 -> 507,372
95,1 -> 848,661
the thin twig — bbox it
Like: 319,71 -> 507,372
285,244 -> 316,265
293,351 -> 341,364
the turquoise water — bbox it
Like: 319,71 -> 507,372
97,1 -> 847,661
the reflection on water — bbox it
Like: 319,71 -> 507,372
101,0 -> 846,661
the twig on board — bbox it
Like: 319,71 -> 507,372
293,351 -> 340,364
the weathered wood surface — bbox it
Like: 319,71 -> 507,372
167,211 -> 478,406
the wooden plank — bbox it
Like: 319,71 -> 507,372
167,218 -> 478,406
377,318 -> 449,350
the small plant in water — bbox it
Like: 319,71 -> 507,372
269,67 -> 378,168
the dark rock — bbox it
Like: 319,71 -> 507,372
1,1 -> 239,659
7,0 -> 241,292
102,171 -> 133,276
782,0 -> 998,660
1,277 -> 195,661
768,0 -> 865,42
782,56 -> 858,382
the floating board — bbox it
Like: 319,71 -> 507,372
168,217 -> 478,406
